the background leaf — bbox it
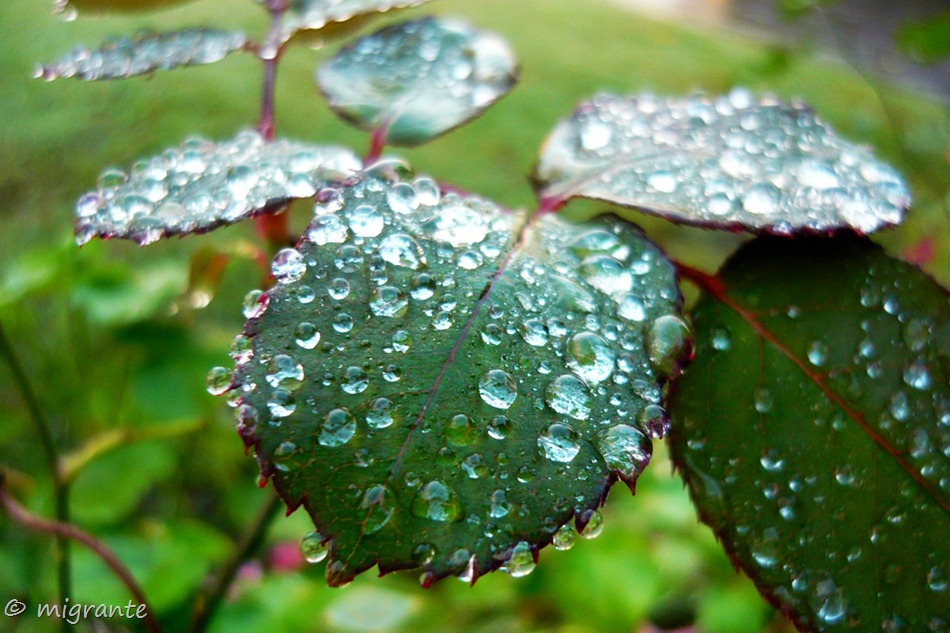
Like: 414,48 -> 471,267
317,17 -> 517,146
279,0 -> 435,44
230,169 -> 688,585
669,235 -> 949,632
75,131 -> 361,245
534,91 -> 910,235
36,29 -> 249,81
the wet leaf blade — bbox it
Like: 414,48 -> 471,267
228,170 -> 689,585
669,235 -> 950,632
281,0 -> 435,43
317,17 -> 518,146
37,29 -> 248,81
75,131 -> 361,245
534,91 -> 910,234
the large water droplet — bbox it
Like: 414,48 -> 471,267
646,315 -> 692,380
349,204 -> 384,237
578,255 -> 633,295
265,354 -> 304,391
319,408 -> 356,447
479,369 -> 518,409
566,332 -> 615,384
553,524 -> 577,550
366,397 -> 395,429
295,322 -> 321,349
300,530 -> 328,563
379,233 -> 426,270
596,424 -> 652,480
341,366 -> 368,394
206,366 -> 231,395
267,389 -> 296,418
502,541 -> 536,578
271,248 -> 306,284
370,286 -> 409,318
539,423 -> 580,462
360,485 -> 394,533
545,375 -> 592,420
520,319 -> 549,346
411,481 -> 462,522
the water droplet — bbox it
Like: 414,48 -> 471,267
267,389 -> 296,418
578,510 -> 604,539
446,414 -> 474,445
300,530 -> 328,563
387,182 -> 419,214
481,324 -> 503,345
647,170 -> 677,193
379,233 -> 426,270
539,423 -> 580,463
229,335 -> 253,365
411,481 -> 462,522
807,341 -> 828,367
553,524 -> 577,550
349,204 -> 384,237
295,322 -> 321,349
502,541 -> 536,578
580,121 -> 613,151
366,397 -> 394,429
813,580 -> 847,624
328,278 -> 350,300
206,366 -> 231,395
754,388 -> 774,413
319,408 -> 356,447
422,204 -> 487,246
341,366 -> 368,394
273,441 -> 304,472
368,285 -> 409,318
617,294 -> 647,322
307,213 -> 349,245
265,354 -> 304,391
596,424 -> 652,480
333,313 -> 354,333
711,327 -> 731,351
392,330 -> 412,352
742,182 -> 781,215
489,489 -> 511,518
545,375 -> 592,420
566,332 -> 615,384
360,485 -> 394,533
479,369 -> 518,409
520,319 -> 549,346
578,255 -> 633,295
242,289 -> 268,319
636,404 -> 670,438
903,359 -> 932,391
487,416 -> 510,440
646,315 -> 692,380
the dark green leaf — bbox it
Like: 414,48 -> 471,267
75,131 -> 360,245
897,11 -> 950,65
317,17 -> 518,146
226,168 -> 689,585
36,29 -> 248,81
534,91 -> 910,234
278,0 -> 436,43
669,235 -> 949,632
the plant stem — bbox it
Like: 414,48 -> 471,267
185,491 -> 282,633
254,3 -> 290,248
365,126 -> 388,165
0,473 -> 161,633
0,319 -> 72,607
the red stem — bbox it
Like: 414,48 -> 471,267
0,476 -> 162,633
364,126 -> 388,165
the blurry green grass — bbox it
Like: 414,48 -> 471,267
0,1 -> 947,633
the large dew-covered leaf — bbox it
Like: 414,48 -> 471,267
277,0 -> 435,43
36,29 -> 248,81
317,17 -> 517,146
225,169 -> 690,585
534,90 -> 911,235
669,235 -> 949,632
75,131 -> 361,246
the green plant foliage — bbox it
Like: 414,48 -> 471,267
75,131 -> 360,245
534,90 -> 910,234
897,11 -> 950,64
36,29 -> 249,81
317,17 -> 517,146
669,235 -> 949,632
228,168 -> 688,585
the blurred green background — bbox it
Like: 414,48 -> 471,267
0,1 -> 947,632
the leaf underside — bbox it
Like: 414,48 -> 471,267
669,235 -> 949,632
280,0 -> 436,44
317,17 -> 518,146
74,131 -> 361,246
37,29 -> 248,81
534,90 -> 911,235
230,169 -> 690,585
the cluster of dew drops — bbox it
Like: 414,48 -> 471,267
73,131 -> 360,246
565,88 -> 909,233
205,164 -> 692,584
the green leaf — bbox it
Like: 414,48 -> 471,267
227,167 -> 689,585
897,11 -> 950,65
669,235 -> 949,632
53,0 -> 199,14
75,131 -> 360,246
317,17 -> 518,146
534,90 -> 910,235
36,29 -> 248,81
278,0 -> 436,44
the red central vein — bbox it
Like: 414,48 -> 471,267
677,263 -> 950,517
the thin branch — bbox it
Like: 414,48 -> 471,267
0,474 -> 162,633
365,126 -> 388,165
185,490 -> 282,633
0,318 -> 72,605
